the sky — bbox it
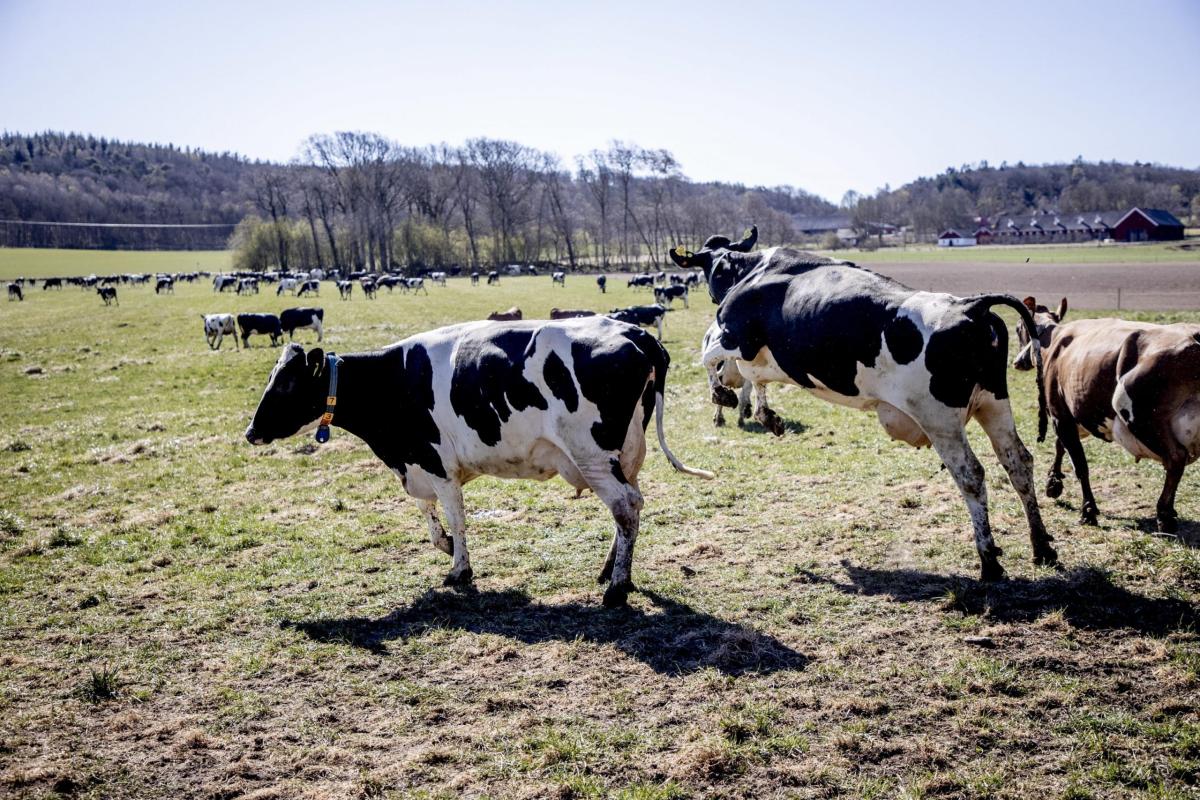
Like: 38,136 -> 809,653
1,0 -> 1198,203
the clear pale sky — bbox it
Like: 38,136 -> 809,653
2,0 -> 1197,202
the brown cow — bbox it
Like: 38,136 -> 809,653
487,306 -> 522,322
549,308 -> 596,320
1015,296 -> 1200,533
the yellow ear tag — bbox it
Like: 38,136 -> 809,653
674,246 -> 688,257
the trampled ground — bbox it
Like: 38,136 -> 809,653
1,265 -> 1198,799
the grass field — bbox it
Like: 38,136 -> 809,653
1,274 -> 1198,799
0,248 -> 230,279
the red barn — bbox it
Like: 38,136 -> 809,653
1111,208 -> 1185,242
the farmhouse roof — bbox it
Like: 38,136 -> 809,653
793,214 -> 853,233
1120,207 -> 1184,227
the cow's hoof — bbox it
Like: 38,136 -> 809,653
757,411 -> 785,437
1045,475 -> 1064,499
1033,544 -> 1059,568
979,561 -> 1007,583
1158,515 -> 1178,535
711,386 -> 738,408
602,581 -> 632,608
1080,505 -> 1099,526
443,567 -> 473,586
713,414 -> 726,428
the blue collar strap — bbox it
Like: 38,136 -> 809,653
315,352 -> 342,444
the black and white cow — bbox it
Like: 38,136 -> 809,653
202,313 -> 239,350
214,275 -> 237,293
297,280 -> 320,297
378,275 -> 404,292
97,286 -> 118,306
360,278 -> 377,300
280,307 -> 324,342
236,277 -> 259,295
406,278 -> 428,295
672,227 -> 1057,580
43,278 -> 63,290
337,280 -> 354,300
627,274 -> 654,289
702,320 -> 755,428
238,313 -> 283,347
654,284 -> 689,309
597,275 -> 607,294
429,271 -> 448,286
244,318 -> 713,606
7,282 -> 23,301
155,276 -> 174,294
471,272 -> 480,286
277,278 -> 298,296
487,271 -> 500,285
552,271 -> 566,287
608,305 -> 667,341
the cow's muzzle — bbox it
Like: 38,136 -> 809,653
245,426 -> 267,446
1012,343 -> 1033,371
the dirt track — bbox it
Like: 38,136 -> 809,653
861,260 -> 1200,310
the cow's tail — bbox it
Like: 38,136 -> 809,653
963,293 -> 1047,442
649,344 -> 715,480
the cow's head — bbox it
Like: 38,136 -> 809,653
1014,296 -> 1067,370
669,226 -> 758,303
245,345 -> 327,445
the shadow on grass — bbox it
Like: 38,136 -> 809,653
810,561 -> 1197,636
738,417 -> 808,436
284,587 -> 807,676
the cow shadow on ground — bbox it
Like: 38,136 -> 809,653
801,561 -> 1197,636
284,587 -> 807,676
1049,499 -> 1200,549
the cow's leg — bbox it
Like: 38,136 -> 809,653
975,395 -> 1057,567
753,383 -> 784,436
927,427 -> 1005,581
431,481 -> 472,584
416,498 -> 453,555
713,403 -> 726,427
737,381 -> 753,424
1056,421 -> 1099,525
314,318 -> 324,342
654,318 -> 663,341
1045,436 -> 1067,499
1156,455 -> 1187,534
586,462 -> 644,607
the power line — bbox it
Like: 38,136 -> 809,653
0,219 -> 237,229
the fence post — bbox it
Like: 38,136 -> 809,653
1117,287 -> 1122,311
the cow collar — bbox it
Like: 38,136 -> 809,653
315,352 -> 343,444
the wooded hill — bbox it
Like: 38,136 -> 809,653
2,132 -> 1196,269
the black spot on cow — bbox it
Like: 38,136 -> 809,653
542,351 -> 578,412
884,315 -> 923,365
924,312 -> 1010,408
610,458 -> 628,484
450,329 -> 548,446
571,337 -> 652,452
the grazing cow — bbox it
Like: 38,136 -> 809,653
471,271 -> 480,285
627,274 -> 654,289
487,271 -> 500,285
654,284 -> 689,309
1013,297 -> 1200,533
236,277 -> 259,295
552,271 -> 566,287
655,271 -> 667,285
7,282 -> 23,302
378,275 -> 404,292
244,318 -> 713,605
526,265 -> 539,276
673,226 -> 1057,580
670,274 -> 685,286
213,275 -> 237,293
42,278 -> 63,290
237,313 -> 283,347
429,271 -> 448,286
487,306 -> 522,322
608,305 -> 667,341
685,270 -> 703,288
155,276 -> 174,294
202,313 -> 239,350
280,307 -> 324,342
597,275 -> 607,293
406,278 -> 428,295
550,308 -> 596,320
97,286 -> 118,306
360,279 -> 377,300
277,278 -> 298,296
702,321 -> 755,428
297,280 -> 320,297
337,280 -> 354,300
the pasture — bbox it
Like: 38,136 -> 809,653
1,264 -> 1198,799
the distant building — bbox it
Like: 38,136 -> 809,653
1110,208 -> 1185,242
937,228 -> 977,247
963,207 -> 1184,245
792,214 -> 852,236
